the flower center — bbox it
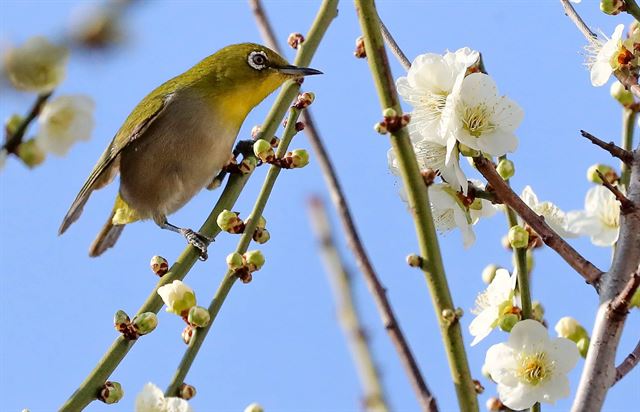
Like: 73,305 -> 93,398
461,103 -> 495,137
517,351 -> 552,386
419,91 -> 448,120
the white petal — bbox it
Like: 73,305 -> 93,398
135,383 -> 165,412
499,381 -> 538,411
566,211 -> 601,236
590,60 -> 613,87
548,337 -> 580,374
165,397 -> 193,412
590,226 -> 619,246
508,319 -> 549,351
469,307 -> 499,346
485,343 -> 517,382
521,186 -> 539,207
460,73 -> 499,107
492,96 -> 524,133
540,375 -> 571,404
476,128 -> 518,157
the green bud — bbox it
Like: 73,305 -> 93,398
468,198 -> 482,210
290,148 -> 309,168
253,139 -> 274,162
496,158 -> 515,180
382,107 -> 397,118
374,121 -> 388,134
610,81 -> 634,106
149,255 -> 169,276
508,225 -> 529,249
217,209 -> 244,233
554,316 -> 588,343
482,264 -> 499,284
113,310 -> 130,332
255,215 -> 267,229
586,164 -> 617,184
498,313 -> 520,332
187,306 -> 211,328
226,252 -> 244,270
406,254 -> 423,268
458,143 -> 480,157
454,307 -> 464,319
253,228 -> 270,244
182,325 -> 194,345
5,114 -> 23,136
244,250 -> 265,272
238,156 -> 257,174
577,336 -> 590,358
17,139 -> 46,168
600,0 -> 624,15
630,287 -> 640,309
532,300 -> 545,322
244,403 -> 264,412
441,308 -> 456,323
132,312 -> 158,335
179,383 -> 197,400
99,381 -> 124,404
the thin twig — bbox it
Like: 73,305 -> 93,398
613,339 -> 640,385
2,92 -> 52,154
308,197 -> 391,412
249,1 -> 438,409
596,170 -> 636,213
609,268 -> 640,318
620,109 -> 637,189
378,15 -> 411,71
580,130 -> 633,164
474,156 -> 603,287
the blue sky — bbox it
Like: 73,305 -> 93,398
1,0 -> 638,411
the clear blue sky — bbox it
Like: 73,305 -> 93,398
1,1 -> 638,411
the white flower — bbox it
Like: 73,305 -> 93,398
567,185 -> 620,246
396,48 -> 479,137
157,280 -> 196,316
429,181 -> 496,248
588,24 -> 625,87
483,319 -> 579,410
469,268 -> 517,346
35,95 -> 95,156
3,36 -> 69,92
135,383 -> 192,412
244,403 -> 265,412
570,0 -> 581,3
520,186 -> 576,237
442,73 -> 524,157
0,149 -> 7,171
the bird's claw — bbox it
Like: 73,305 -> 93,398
181,229 -> 211,261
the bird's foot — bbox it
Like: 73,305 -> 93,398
180,229 -> 211,261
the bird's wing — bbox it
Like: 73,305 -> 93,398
58,92 -> 175,235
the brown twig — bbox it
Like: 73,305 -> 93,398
609,268 -> 640,318
378,15 -> 411,71
596,170 -> 636,213
613,339 -> 640,385
473,156 -> 603,287
580,130 -> 634,164
248,1 -> 438,410
2,92 -> 52,155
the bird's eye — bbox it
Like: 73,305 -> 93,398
248,51 -> 268,70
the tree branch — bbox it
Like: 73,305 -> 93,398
613,338 -> 640,385
596,170 -> 636,213
580,130 -> 633,165
378,16 -> 411,71
609,268 -> 640,319
2,92 -> 52,155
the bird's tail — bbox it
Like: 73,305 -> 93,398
89,210 -> 125,257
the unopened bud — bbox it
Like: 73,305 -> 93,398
289,148 -> 309,168
532,300 -> 545,322
374,121 -> 388,134
132,312 -> 158,335
587,164 -> 617,184
458,143 -> 480,157
473,379 -> 484,394
294,92 -> 315,109
238,156 -> 257,174
244,250 -> 265,272
610,81 -> 634,106
255,215 -> 267,229
187,305 -> 211,328
244,403 -> 264,412
295,121 -> 305,132
5,114 -> 23,136
455,307 -> 464,319
99,381 -> 123,404
287,32 -> 305,49
179,383 -> 196,400
554,316 -> 588,343
17,139 -> 45,168
482,264 -> 499,284
382,107 -> 397,118
150,255 -> 169,276
354,36 -> 366,58
630,287 -> 640,308
182,325 -> 195,345
253,228 -> 271,244
577,336 -> 590,358
226,252 -> 244,271
508,225 -> 529,249
485,397 -> 503,412
496,158 -> 515,180
400,113 -> 411,127
253,139 -> 275,162
498,313 -> 520,332
600,0 -> 624,15
217,209 -> 245,234
441,308 -> 456,323
114,310 -> 130,332
406,253 -> 423,268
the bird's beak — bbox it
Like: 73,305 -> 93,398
276,65 -> 323,77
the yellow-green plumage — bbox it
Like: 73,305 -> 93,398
59,43 -> 320,257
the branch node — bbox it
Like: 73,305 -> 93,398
580,130 -> 634,164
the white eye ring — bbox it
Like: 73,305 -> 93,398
248,51 -> 268,70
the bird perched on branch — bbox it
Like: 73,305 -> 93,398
59,43 -> 321,260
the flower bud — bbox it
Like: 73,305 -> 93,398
406,254 -> 423,268
150,255 -> 169,276
441,308 -> 456,323
577,336 -> 590,358
294,92 -> 315,109
473,379 -> 484,394
99,381 -> 123,404
295,121 -> 305,132
554,316 -> 589,343
187,305 -> 211,328
289,149 -> 309,168
382,107 -> 397,118
244,250 -> 265,272
481,264 -> 499,284
600,0 -> 624,15
498,313 -> 520,332
114,310 -> 130,332
157,280 -> 196,316
253,139 -> 274,162
17,139 -> 46,168
374,121 -> 388,134
496,158 -> 515,180
458,143 -> 480,157
485,397 -> 503,412
610,81 -> 634,106
354,36 -> 366,58
508,225 -> 529,249
238,156 -> 257,174
253,228 -> 271,244
226,252 -> 244,271
287,32 -> 305,49
5,114 -> 23,136
182,325 -> 195,345
4,37 -> 69,92
455,307 -> 464,319
132,312 -> 158,335
217,209 -> 245,234
254,215 -> 267,229
586,164 -> 617,184
532,300 -> 545,322
630,287 -> 640,309
244,403 -> 264,412
179,383 -> 197,400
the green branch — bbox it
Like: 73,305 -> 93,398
624,0 -> 640,21
620,108 -> 637,189
353,1 -> 478,411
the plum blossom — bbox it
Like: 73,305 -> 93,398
135,383 -> 192,412
157,280 -> 196,316
588,24 -> 626,87
35,95 -> 95,156
469,268 -> 517,346
3,36 -> 69,92
520,186 -> 576,238
567,185 -> 621,246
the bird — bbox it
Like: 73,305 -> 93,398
58,43 -> 321,259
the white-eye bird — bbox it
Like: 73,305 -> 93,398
59,43 -> 321,259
